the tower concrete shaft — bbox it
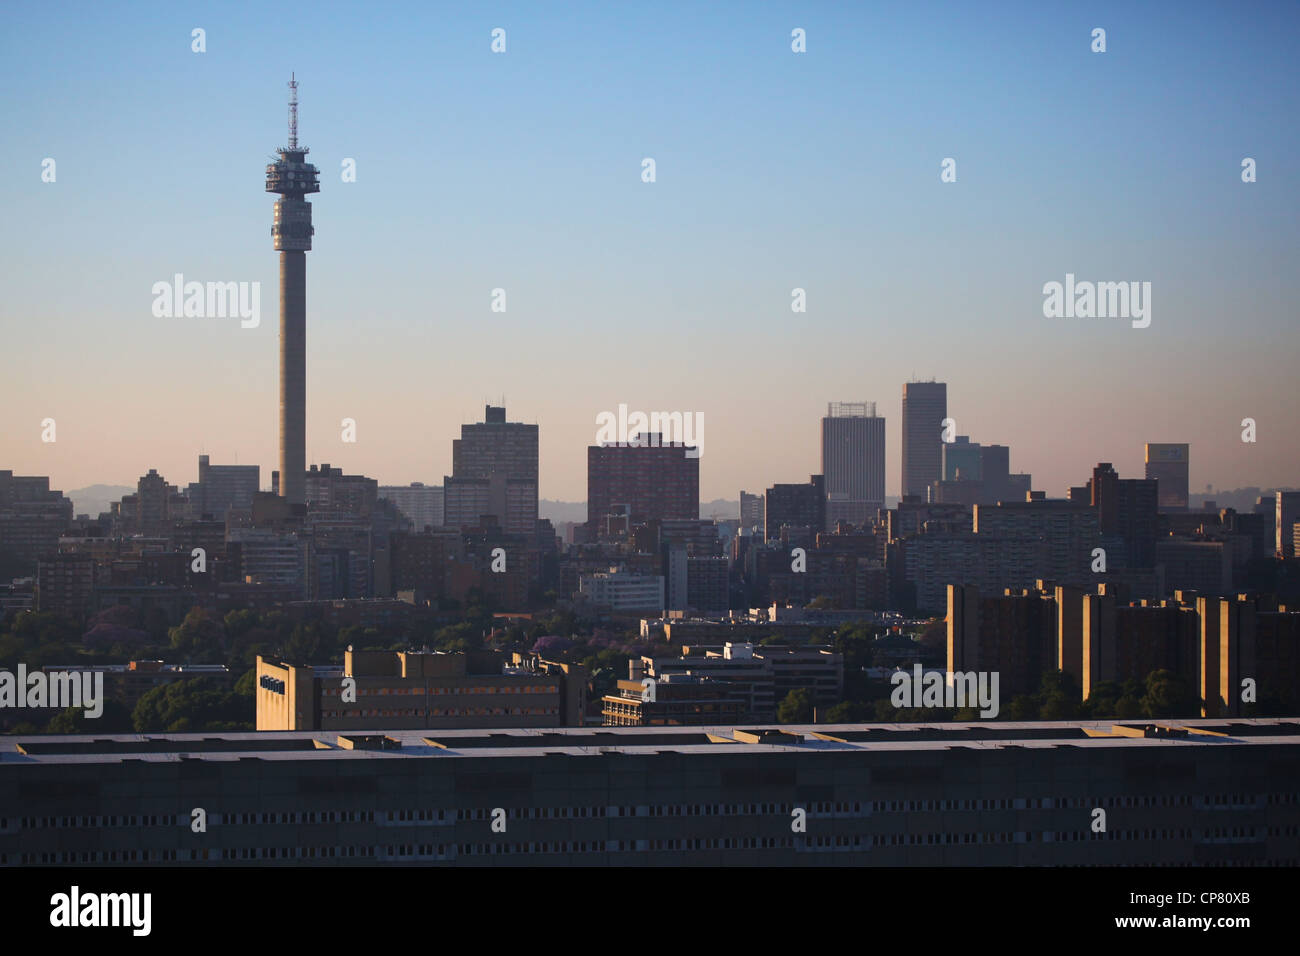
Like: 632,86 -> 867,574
279,251 -> 306,506
265,75 -> 319,507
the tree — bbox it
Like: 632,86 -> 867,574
168,608 -> 226,663
834,626 -> 877,701
777,688 -> 814,724
1141,669 -> 1197,718
872,697 -> 900,721
1037,669 -> 1081,720
281,621 -> 324,663
1114,694 -> 1143,719
1006,695 -> 1038,720
825,700 -> 861,723
9,610 -> 80,648
46,699 -> 133,734
1083,680 -> 1124,718
132,677 -> 252,733
916,618 -> 946,657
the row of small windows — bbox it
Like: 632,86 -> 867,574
10,814 -> 181,830
322,685 -> 557,698
224,810 -> 372,826
321,706 -> 558,719
7,847 -> 1297,866
10,791 -> 1299,832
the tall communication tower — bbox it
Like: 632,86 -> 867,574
265,74 -> 319,508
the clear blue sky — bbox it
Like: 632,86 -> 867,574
2,0 -> 1297,500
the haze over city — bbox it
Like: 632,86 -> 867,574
2,1 -> 1297,500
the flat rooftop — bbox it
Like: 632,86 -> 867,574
1,719 -> 1298,765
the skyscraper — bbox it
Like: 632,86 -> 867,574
1089,463 -> 1159,568
765,475 -> 826,541
901,381 -> 947,500
186,455 -> 259,519
379,483 -> 445,531
941,435 -> 982,481
821,402 -> 885,529
443,406 -> 538,534
265,75 -> 319,508
113,469 -> 186,537
587,436 -> 699,530
1145,443 -> 1190,511
1277,491 -> 1300,559
0,471 -> 72,571
739,491 -> 765,531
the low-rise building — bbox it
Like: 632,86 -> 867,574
256,649 -> 586,731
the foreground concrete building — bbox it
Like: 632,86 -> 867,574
3,720 -> 1297,866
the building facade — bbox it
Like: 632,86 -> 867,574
821,402 -> 886,528
1145,443 -> 1190,512
4,720 -> 1298,866
443,406 -> 538,535
901,381 -> 946,500
587,438 -> 699,530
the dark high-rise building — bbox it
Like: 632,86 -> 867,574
1145,443 -> 1190,511
1088,463 -> 1158,567
765,475 -> 826,541
265,75 -> 320,508
304,464 -> 378,516
443,406 -> 538,535
186,455 -> 259,519
1277,491 -> 1300,559
685,555 -> 729,613
113,469 -> 186,537
35,552 -> 95,621
901,381 -> 946,500
931,439 -> 1027,507
942,435 -> 982,481
821,402 -> 885,529
739,491 -> 765,532
378,483 -> 444,531
587,436 -> 699,530
0,471 -> 72,572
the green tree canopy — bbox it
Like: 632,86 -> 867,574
132,677 -> 252,733
777,687 -> 814,724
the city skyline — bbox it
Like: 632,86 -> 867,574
6,0 -> 1300,893
3,2 -> 1297,500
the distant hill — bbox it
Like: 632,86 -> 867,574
700,499 -> 739,519
66,485 -> 133,517
1190,487 -> 1299,513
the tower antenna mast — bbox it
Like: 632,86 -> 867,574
288,73 -> 298,149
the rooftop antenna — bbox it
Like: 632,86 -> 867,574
287,73 -> 299,149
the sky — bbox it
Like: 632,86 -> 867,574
1,1 -> 1297,502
